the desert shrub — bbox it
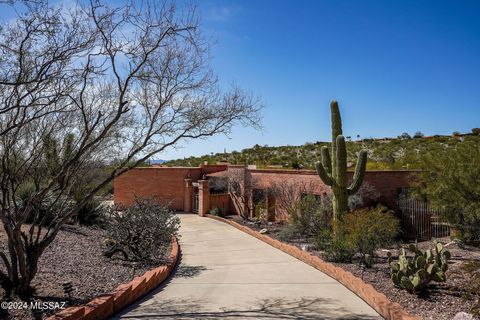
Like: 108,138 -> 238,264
290,194 -> 332,237
348,182 -> 380,210
277,224 -> 304,242
318,206 -> 399,266
322,233 -> 356,263
104,198 -> 180,262
18,183 -> 71,226
451,260 -> 480,316
255,200 -> 268,223
210,207 -> 224,217
75,198 -> 107,226
313,226 -> 333,251
343,206 -> 399,267
416,141 -> 480,245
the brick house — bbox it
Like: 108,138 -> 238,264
114,163 -> 416,221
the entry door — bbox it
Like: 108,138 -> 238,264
192,189 -> 199,213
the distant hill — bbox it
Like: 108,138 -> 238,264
164,133 -> 480,170
148,159 -> 167,164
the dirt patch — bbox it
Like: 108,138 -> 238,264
0,224 -> 159,320
229,215 -> 479,320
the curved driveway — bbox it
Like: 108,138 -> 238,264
113,214 -> 381,320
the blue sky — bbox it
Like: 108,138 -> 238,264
2,1 -> 480,160
170,0 -> 480,160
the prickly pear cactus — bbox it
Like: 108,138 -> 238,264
388,240 -> 451,292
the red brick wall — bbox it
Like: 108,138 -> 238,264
114,165 -> 230,210
114,167 -> 202,210
361,171 -> 416,209
209,194 -> 230,213
243,168 -> 417,219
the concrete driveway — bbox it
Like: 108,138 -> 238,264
112,214 -> 382,320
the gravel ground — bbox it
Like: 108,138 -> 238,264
0,224 -> 154,320
230,215 -> 480,320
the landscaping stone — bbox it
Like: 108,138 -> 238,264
452,312 -> 473,320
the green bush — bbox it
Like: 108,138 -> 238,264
210,207 -> 224,217
313,226 -> 333,251
416,140 -> 480,245
342,206 -> 400,267
75,198 -> 107,226
18,182 -> 71,226
290,194 -> 332,237
254,200 -> 268,223
318,206 -> 399,266
277,224 -> 304,242
322,233 -> 355,263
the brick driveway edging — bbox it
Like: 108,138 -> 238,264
206,214 -> 421,320
47,236 -> 180,320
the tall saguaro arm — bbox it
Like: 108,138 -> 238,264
316,161 -> 333,187
347,150 -> 368,195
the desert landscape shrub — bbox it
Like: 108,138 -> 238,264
290,194 -> 332,237
416,140 -> 480,245
104,198 -> 180,262
342,206 -> 400,267
277,224 -> 304,242
451,260 -> 480,316
347,182 -> 380,210
254,200 -> 268,223
210,207 -> 224,217
322,231 -> 356,263
75,198 -> 107,226
317,206 -> 399,266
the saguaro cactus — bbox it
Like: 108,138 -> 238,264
315,101 -> 367,221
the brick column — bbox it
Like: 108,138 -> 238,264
184,178 -> 193,213
198,180 -> 210,217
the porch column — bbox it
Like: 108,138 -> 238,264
184,178 -> 193,213
198,180 -> 210,217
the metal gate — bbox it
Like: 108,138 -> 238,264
192,190 -> 199,213
398,196 -> 450,241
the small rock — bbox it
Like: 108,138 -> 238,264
300,243 -> 313,251
453,312 -> 473,320
259,228 -> 268,234
267,222 -> 273,226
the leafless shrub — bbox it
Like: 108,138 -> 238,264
269,180 -> 319,219
104,198 -> 180,263
348,182 -> 380,210
209,176 -> 228,193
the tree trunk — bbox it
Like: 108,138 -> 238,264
1,237 -> 42,297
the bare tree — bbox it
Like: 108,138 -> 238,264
227,167 -> 264,219
269,180 -> 319,220
0,0 -> 261,295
